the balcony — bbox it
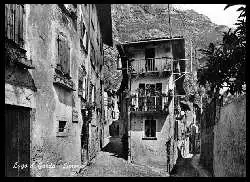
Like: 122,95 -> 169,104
130,95 -> 170,114
130,57 -> 172,74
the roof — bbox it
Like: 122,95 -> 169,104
96,4 -> 113,46
123,36 -> 184,46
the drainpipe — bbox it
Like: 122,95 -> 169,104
126,58 -> 132,163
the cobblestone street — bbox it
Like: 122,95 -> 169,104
78,137 -> 167,177
77,137 -> 208,177
170,156 -> 200,177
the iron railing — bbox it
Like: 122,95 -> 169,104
130,57 -> 172,74
130,95 -> 169,112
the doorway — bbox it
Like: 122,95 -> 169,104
145,48 -> 155,72
5,104 -> 31,177
81,110 -> 89,164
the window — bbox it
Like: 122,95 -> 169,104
112,111 -> 115,119
146,84 -> 155,96
174,120 -> 178,140
100,38 -> 103,55
90,42 -> 96,68
78,79 -> 83,96
83,78 -> 87,99
57,34 -> 70,76
90,84 -> 95,103
58,121 -> 67,132
5,4 -> 25,47
91,19 -> 95,32
138,83 -> 162,111
145,120 -> 156,138
80,16 -> 88,52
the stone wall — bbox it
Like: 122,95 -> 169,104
213,95 -> 246,177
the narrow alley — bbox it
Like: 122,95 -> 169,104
170,149 -> 200,177
78,137 -> 167,177
77,136 -> 205,177
5,4 -> 246,177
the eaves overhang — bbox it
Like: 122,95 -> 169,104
96,4 -> 113,47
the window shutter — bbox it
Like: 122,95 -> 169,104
81,18 -> 86,38
66,44 -> 70,74
58,37 -> 63,67
62,40 -> 67,72
5,5 -> 8,37
5,4 -> 24,46
14,4 -> 19,44
20,5 -> 24,43
9,4 -> 14,40
85,31 -> 89,52
58,36 -> 70,75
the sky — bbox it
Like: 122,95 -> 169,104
173,4 -> 244,28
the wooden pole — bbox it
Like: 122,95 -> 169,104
190,41 -> 193,73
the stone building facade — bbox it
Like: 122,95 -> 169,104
5,4 -> 112,177
116,37 -> 186,173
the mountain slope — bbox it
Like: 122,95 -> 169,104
103,4 -> 229,92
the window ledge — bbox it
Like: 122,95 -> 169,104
5,39 -> 35,69
16,57 -> 35,69
80,39 -> 88,54
53,71 -> 76,91
142,137 -> 157,140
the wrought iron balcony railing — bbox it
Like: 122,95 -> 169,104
130,57 -> 172,74
130,95 -> 169,112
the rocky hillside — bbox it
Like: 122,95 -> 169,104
103,4 -> 229,92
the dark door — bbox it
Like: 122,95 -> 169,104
5,105 -> 30,177
145,48 -> 155,71
81,110 -> 89,164
166,140 -> 171,172
100,129 -> 103,149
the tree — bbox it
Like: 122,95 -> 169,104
198,4 -> 246,98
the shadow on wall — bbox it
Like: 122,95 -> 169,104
54,85 -> 74,106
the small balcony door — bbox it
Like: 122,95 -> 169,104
145,48 -> 155,72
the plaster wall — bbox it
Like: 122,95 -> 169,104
25,4 -> 83,176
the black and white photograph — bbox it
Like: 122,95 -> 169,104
5,4 -> 246,177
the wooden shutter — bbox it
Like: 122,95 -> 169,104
65,43 -> 70,74
58,37 -> 63,69
81,17 -> 86,38
14,4 -> 18,44
5,4 -> 24,46
5,5 -> 8,37
58,36 -> 70,75
18,5 -> 24,45
85,31 -> 89,52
